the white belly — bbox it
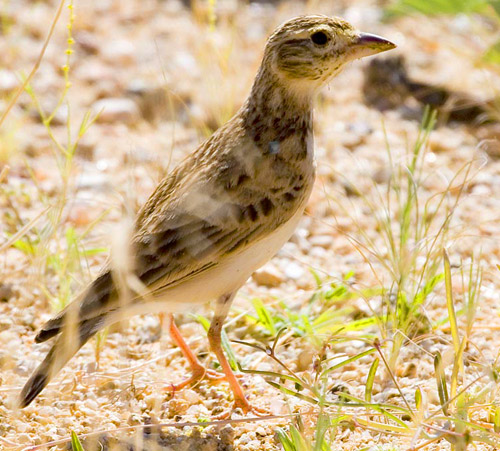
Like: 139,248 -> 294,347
126,205 -> 305,315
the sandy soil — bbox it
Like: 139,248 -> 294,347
1,0 -> 500,449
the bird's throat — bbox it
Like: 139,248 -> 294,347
241,66 -> 313,155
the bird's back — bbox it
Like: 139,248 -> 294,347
37,107 -> 315,338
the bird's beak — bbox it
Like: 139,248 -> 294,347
347,32 -> 396,61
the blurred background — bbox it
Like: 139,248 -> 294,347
1,0 -> 500,449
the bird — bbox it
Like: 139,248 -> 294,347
19,15 -> 395,414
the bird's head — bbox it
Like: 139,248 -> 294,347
262,15 -> 396,94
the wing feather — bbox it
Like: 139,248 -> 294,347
40,127 -> 306,332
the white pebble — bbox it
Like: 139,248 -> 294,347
92,98 -> 140,124
284,262 -> 304,280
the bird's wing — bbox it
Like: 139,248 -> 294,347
61,133 -> 296,323
133,161 -> 276,292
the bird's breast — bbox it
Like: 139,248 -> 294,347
147,202 -> 308,309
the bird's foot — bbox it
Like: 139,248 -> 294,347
205,368 -> 229,381
164,365 -> 236,393
213,396 -> 270,419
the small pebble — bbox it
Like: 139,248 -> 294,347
17,433 -> 32,444
0,70 -> 17,93
101,39 -> 136,65
255,426 -> 267,437
284,262 -> 304,280
92,98 -> 140,124
179,389 -> 201,405
296,348 -> 314,372
252,265 -> 283,287
0,283 -> 14,302
75,30 -> 100,54
309,234 -> 332,248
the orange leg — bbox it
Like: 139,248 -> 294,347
166,313 -> 223,391
208,293 -> 267,416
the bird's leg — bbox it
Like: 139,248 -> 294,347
208,293 -> 267,416
165,313 -> 224,391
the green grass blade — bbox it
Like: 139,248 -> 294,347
450,336 -> 468,402
414,273 -> 444,306
443,250 -> 460,352
386,0 -> 492,16
331,392 -> 412,415
415,387 -> 423,412
266,381 -> 319,404
290,424 -> 310,451
277,427 -> 295,451
251,298 -> 277,335
365,358 -> 379,402
494,406 -> 500,433
277,428 -> 296,451
71,431 -> 85,451
237,363 -> 306,386
434,351 -> 449,415
321,348 -> 376,378
314,412 -> 332,451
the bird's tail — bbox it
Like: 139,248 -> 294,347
19,316 -> 104,408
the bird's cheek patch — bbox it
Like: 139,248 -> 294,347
277,46 -> 315,78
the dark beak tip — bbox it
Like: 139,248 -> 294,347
357,32 -> 397,50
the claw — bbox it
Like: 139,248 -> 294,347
213,398 -> 270,419
164,366 -> 239,393
205,368 -> 226,380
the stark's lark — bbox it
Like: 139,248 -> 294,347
20,15 -> 395,413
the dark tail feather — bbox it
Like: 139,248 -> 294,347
19,316 -> 104,408
35,271 -> 115,344
35,316 -> 64,343
19,343 -> 57,408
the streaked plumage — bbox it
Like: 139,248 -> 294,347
20,15 -> 395,412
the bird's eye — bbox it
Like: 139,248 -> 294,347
311,31 -> 329,45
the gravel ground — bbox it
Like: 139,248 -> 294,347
1,0 -> 500,449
